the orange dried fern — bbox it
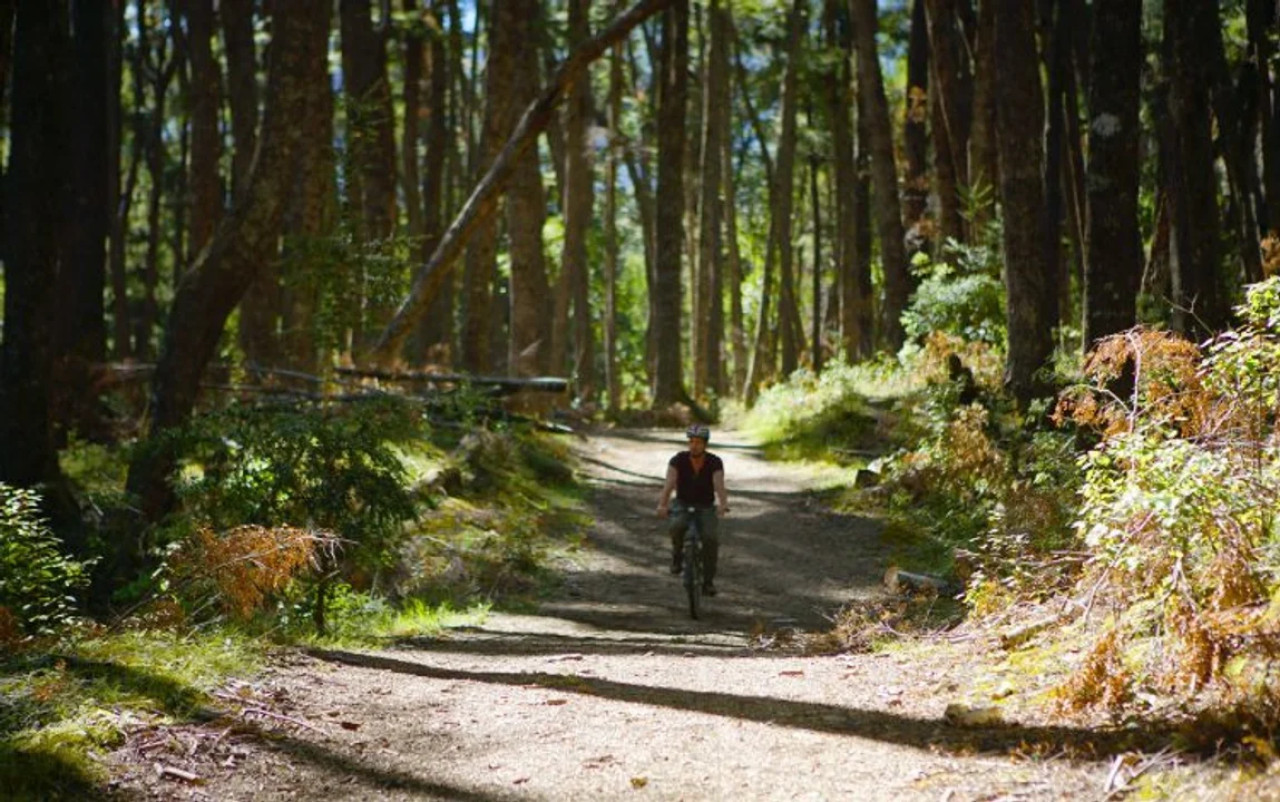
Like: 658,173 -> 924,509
1053,626 -> 1132,714
170,526 -> 337,621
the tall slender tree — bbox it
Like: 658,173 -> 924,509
652,0 -> 689,405
850,0 -> 910,350
1082,0 -> 1141,347
994,0 -> 1055,404
563,0 -> 597,396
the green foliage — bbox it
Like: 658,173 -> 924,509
0,628 -> 263,800
0,486 -> 91,638
169,397 -> 422,570
1056,280 -> 1280,713
743,358 -> 917,462
901,240 -> 1006,346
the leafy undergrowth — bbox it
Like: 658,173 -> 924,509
3,403 -> 589,799
0,628 -> 262,800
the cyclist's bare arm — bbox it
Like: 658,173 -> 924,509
656,465 -> 678,517
713,470 -> 729,516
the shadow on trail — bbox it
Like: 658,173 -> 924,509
307,649 -> 1162,760
400,629 -> 757,658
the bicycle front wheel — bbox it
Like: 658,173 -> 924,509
683,542 -> 702,620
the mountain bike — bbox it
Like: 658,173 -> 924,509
672,503 -> 707,619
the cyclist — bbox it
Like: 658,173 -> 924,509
655,424 -> 729,596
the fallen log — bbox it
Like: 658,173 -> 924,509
883,566 -> 959,596
335,366 -> 567,395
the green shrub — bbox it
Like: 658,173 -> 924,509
170,397 -> 422,569
0,485 -> 91,638
901,241 -> 1006,346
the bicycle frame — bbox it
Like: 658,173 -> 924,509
671,503 -> 708,619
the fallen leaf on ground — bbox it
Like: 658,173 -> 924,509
545,698 -> 569,706
779,670 -> 805,677
631,776 -> 649,789
339,721 -> 361,731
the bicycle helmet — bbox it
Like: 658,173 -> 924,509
685,423 -> 711,442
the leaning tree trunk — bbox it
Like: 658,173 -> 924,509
1083,0 -> 1142,347
850,0 -> 911,350
652,0 -> 689,406
1165,0 -> 1226,338
126,2 -> 332,524
994,0 -> 1056,406
368,0 -> 676,366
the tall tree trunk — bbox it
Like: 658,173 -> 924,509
903,0 -> 930,241
221,0 -> 257,202
925,0 -> 972,244
774,0 -> 806,378
695,0 -> 729,398
1042,0 -> 1067,330
55,0 -> 111,441
994,0 -> 1055,405
280,5 -> 337,376
1252,0 -> 1280,233
722,8 -> 747,393
402,0 -> 426,250
341,0 -> 399,351
968,0 -> 998,233
460,0 -> 514,372
411,0 -> 453,364
854,80 -> 876,356
826,0 -> 861,360
850,0 -> 911,350
507,0 -> 553,377
1165,0 -> 1226,337
1082,0 -> 1141,347
810,153 -> 824,372
604,11 -> 623,412
563,0 -> 596,396
1,0 -> 71,494
126,1 -> 332,523
652,0 -> 688,405
108,0 -> 132,360
137,16 -> 175,362
183,0 -> 222,261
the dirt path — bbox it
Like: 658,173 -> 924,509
112,430 -> 1121,801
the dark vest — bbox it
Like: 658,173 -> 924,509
670,451 -> 723,506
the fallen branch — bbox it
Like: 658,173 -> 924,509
155,764 -> 201,783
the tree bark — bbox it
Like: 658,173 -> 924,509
108,0 -> 132,360
1165,0 -> 1226,338
221,0 -> 257,202
401,0 -> 426,250
967,0 -> 998,233
341,0 -> 398,242
810,153 -> 824,372
563,0 -> 597,397
994,0 -> 1055,405
774,0 -> 806,378
183,0 -> 222,261
903,0 -> 930,241
1082,0 -> 1141,347
1,0 -> 71,492
652,0 -> 688,405
850,0 -> 911,350
55,0 -> 111,440
604,10 -> 623,411
1042,0 -> 1067,331
825,0 -> 861,361
694,0 -> 729,398
925,0 -> 972,245
1252,0 -> 1280,233
507,0 -> 553,378
370,0 -> 675,366
126,1 -> 332,523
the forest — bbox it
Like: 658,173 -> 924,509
5,0 -> 1280,798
